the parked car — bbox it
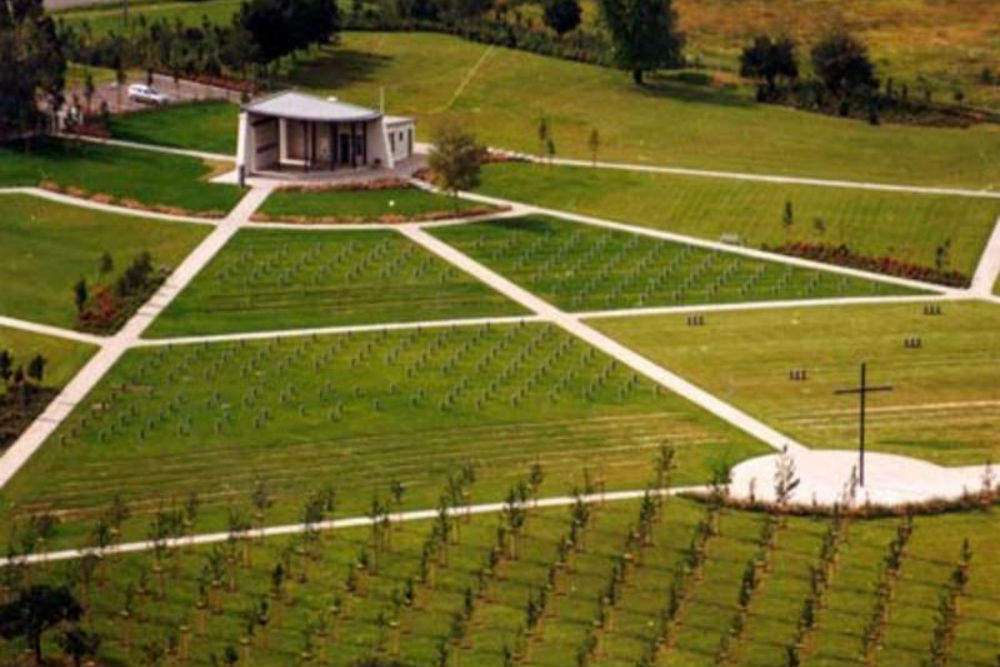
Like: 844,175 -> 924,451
127,84 -> 170,106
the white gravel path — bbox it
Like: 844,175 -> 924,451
0,315 -> 106,346
0,484 -> 709,566
970,214 -> 1000,296
0,187 -> 216,225
399,223 -> 812,456
490,149 -> 1000,200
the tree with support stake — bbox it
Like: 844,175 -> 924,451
833,362 -> 893,487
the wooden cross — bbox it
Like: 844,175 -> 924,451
834,362 -> 893,487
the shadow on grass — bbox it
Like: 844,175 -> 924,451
281,46 -> 394,90
478,215 -> 556,235
633,74 -> 756,109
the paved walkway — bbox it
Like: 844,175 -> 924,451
0,187 -> 216,225
247,204 -> 522,231
730,450 -> 992,507
400,224 -> 811,456
578,292 -> 953,321
0,314 -> 105,345
0,186 -> 274,489
62,134 -> 235,164
493,149 -> 1000,200
970,214 -> 1000,296
136,314 -> 541,348
0,485 -> 709,566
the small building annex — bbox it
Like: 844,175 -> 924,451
235,90 -> 416,181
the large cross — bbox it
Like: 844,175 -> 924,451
834,362 -> 893,487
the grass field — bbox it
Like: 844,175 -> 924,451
257,186 -> 494,223
475,163 -> 1000,279
593,301 -> 1000,466
0,326 -> 95,390
0,322 -> 766,548
273,32 -> 1000,188
56,0 -> 1000,111
108,100 -> 240,155
146,228 -> 525,336
0,138 -> 244,215
3,495 -> 997,667
672,0 -> 1000,111
43,30 -> 1000,187
432,216 -> 920,312
0,194 -> 209,329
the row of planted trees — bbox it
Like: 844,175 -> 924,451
0,450 -> 990,666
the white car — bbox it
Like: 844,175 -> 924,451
127,84 -> 170,106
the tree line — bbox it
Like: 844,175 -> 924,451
739,31 -> 981,126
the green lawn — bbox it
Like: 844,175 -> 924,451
0,137 -> 244,215
592,301 -> 1000,466
0,194 -> 209,329
256,186 -> 494,223
108,100 -> 240,155
475,162 -> 1000,280
280,32 -> 1000,188
146,228 -> 525,337
432,216 -> 921,312
0,326 -> 95,390
1,323 -> 766,548
4,496 -> 997,667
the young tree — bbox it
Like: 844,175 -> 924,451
73,278 -> 88,313
739,35 -> 798,97
0,585 -> 83,665
26,354 -> 46,384
596,0 -> 683,85
810,32 -> 878,97
83,72 -> 96,117
543,0 -> 581,37
588,128 -> 600,166
58,625 -> 101,667
100,251 -> 114,275
0,0 -> 66,139
428,125 -> 484,200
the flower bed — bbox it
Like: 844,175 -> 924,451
762,241 -> 969,287
39,180 -> 227,219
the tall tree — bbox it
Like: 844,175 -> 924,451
596,0 -> 683,85
543,0 -> 581,36
810,32 -> 878,97
739,35 -> 798,96
0,585 -> 83,665
0,0 -> 66,138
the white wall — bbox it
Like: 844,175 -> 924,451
368,119 -> 393,169
386,121 -> 415,162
